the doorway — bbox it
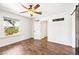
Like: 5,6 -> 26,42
33,20 -> 41,39
33,20 -> 48,48
41,21 -> 48,48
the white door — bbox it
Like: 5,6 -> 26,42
33,20 -> 41,39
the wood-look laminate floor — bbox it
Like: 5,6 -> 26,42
0,38 -> 74,55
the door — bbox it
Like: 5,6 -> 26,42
33,20 -> 41,39
75,4 -> 79,55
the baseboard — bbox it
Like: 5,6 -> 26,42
0,37 -> 33,48
48,40 -> 72,48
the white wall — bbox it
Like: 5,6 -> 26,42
71,4 -> 77,48
48,12 -> 72,46
41,21 -> 47,38
0,9 -> 33,47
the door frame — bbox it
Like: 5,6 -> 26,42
75,4 -> 79,55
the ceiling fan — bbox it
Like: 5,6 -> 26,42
20,4 -> 42,16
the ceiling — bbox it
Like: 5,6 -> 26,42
0,3 -> 75,18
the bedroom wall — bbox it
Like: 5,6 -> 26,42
47,12 -> 72,46
0,9 -> 33,47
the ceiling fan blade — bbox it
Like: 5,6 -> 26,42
20,11 -> 28,13
20,4 -> 28,9
34,4 -> 40,10
34,11 -> 42,14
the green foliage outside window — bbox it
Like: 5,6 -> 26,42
5,27 -> 19,35
4,17 -> 20,36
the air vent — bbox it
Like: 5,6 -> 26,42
53,18 -> 64,22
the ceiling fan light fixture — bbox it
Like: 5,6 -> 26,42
28,11 -> 34,15
20,3 -> 42,16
